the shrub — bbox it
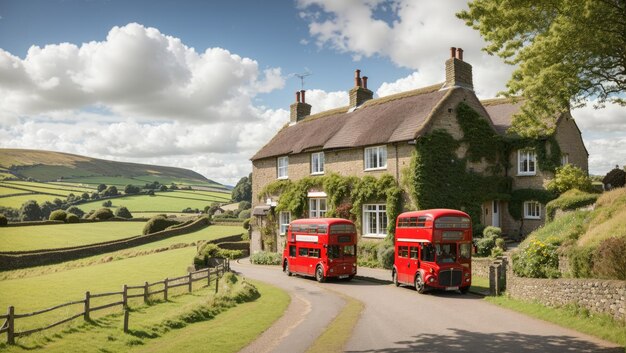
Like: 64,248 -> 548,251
490,247 -> 504,258
483,226 -> 502,238
124,184 -> 141,194
193,243 -> 243,267
90,208 -> 114,221
568,245 -> 595,278
238,201 -> 251,211
19,200 -> 42,221
602,166 -> 626,190
472,224 -> 486,238
238,209 -> 251,220
377,242 -> 395,269
66,213 -> 79,223
249,251 -> 282,265
592,237 -> 626,280
65,206 -> 84,218
357,240 -> 380,268
102,200 -> 113,207
142,215 -> 181,235
115,206 -> 133,219
547,164 -> 593,194
475,227 -> 505,257
49,210 -> 67,222
475,236 -> 496,257
159,185 -> 168,192
0,214 -> 7,226
97,184 -> 107,192
147,189 -> 155,196
513,239 -> 560,278
545,189 -> 599,221
243,218 -> 251,230
102,185 -> 119,197
81,192 -> 90,200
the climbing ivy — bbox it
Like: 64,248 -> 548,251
504,135 -> 562,173
508,188 -> 556,221
456,103 -> 504,163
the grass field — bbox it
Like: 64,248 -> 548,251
0,194 -> 60,208
0,222 -> 147,252
0,182 -> 91,197
0,186 -> 32,196
76,192 -> 231,213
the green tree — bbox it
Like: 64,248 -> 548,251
66,206 -> 85,218
102,185 -> 119,197
49,210 -> 68,222
19,200 -> 42,221
97,184 -> 107,192
115,206 -> 133,219
458,0 -> 626,137
547,164 -> 593,194
232,173 -> 252,202
124,184 -> 141,194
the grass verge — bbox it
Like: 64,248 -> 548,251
470,275 -> 489,294
486,295 -> 626,348
306,292 -> 364,353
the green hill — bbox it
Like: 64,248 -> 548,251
0,148 -> 226,190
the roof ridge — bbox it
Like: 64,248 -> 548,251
362,83 -> 444,108
480,96 -> 523,106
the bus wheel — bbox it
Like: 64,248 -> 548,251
460,286 -> 470,294
392,270 -> 400,287
284,261 -> 292,276
315,266 -> 326,283
415,274 -> 426,294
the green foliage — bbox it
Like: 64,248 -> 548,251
547,164 -> 593,194
456,102 -> 503,163
504,136 -> 562,173
568,245 -> 595,278
66,206 -> 85,218
483,226 -> 502,238
475,227 -> 505,257
458,0 -> 626,137
508,188 -> 556,221
142,215 -> 181,234
513,238 -> 561,278
193,243 -> 243,268
66,213 -> 79,223
124,184 -> 141,194
102,200 -> 113,207
592,237 -> 626,280
376,241 -> 395,269
115,206 -> 133,219
97,184 -> 107,192
0,213 -> 7,226
49,209 -> 67,222
238,209 -> 251,220
19,200 -> 42,221
250,251 -> 282,265
357,240 -> 380,268
102,185 -> 119,197
238,201 -> 251,211
90,208 -> 114,221
232,173 -> 252,202
545,189 -> 599,221
602,166 -> 626,189
242,218 -> 251,230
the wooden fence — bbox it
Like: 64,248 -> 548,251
0,259 -> 230,345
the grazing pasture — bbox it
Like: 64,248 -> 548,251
77,192 -> 231,213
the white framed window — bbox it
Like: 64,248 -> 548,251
309,198 -> 327,218
524,201 -> 541,219
363,204 -> 388,237
518,149 -> 537,175
311,152 -> 325,175
279,211 -> 291,235
561,153 -> 569,166
277,156 -> 288,179
364,145 -> 387,170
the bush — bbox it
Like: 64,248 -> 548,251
592,237 -> 626,280
547,164 -> 593,194
193,243 -> 243,268
545,189 -> 599,221
90,208 -> 114,221
102,200 -> 113,207
102,185 -> 119,197
124,184 -> 141,194
483,226 -> 502,238
243,218 -> 251,230
238,209 -> 251,220
512,239 -> 560,278
66,206 -> 85,218
602,166 -> 626,190
142,215 -> 181,235
238,201 -> 251,211
568,245 -> 595,278
357,240 -> 380,268
49,210 -> 67,222
475,227 -> 505,257
249,251 -> 282,265
97,184 -> 107,192
115,206 -> 133,219
0,214 -> 7,226
377,242 -> 395,269
66,213 -> 79,223
19,200 -> 42,221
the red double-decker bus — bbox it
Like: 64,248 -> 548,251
282,218 -> 357,282
392,209 -> 472,294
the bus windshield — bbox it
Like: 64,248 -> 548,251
327,245 -> 355,259
436,243 -> 457,264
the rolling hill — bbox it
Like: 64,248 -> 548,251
0,148 -> 226,189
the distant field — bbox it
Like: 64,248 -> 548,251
77,191 -> 231,213
0,222 -> 146,252
16,165 -> 94,181
0,194 -> 59,208
4,180 -> 95,193
60,176 -> 155,186
62,175 -> 225,189
0,181 -> 92,196
0,185 -> 32,196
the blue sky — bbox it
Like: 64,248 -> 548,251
1,0 -> 624,185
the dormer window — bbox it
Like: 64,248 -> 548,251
518,149 -> 536,176
364,145 -> 387,171
277,156 -> 289,179
561,153 -> 569,166
311,152 -> 325,175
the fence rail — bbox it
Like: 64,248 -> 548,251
1,258 -> 230,344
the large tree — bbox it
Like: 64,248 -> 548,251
232,173 -> 252,202
458,0 -> 626,137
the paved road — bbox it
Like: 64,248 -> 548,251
232,261 -> 623,353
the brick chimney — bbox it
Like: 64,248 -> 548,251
349,69 -> 373,108
290,90 -> 312,124
442,47 -> 473,90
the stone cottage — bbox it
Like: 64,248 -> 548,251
249,48 -> 588,253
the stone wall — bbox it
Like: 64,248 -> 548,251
471,257 -> 493,278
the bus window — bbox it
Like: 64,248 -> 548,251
289,245 -> 296,257
437,243 -> 457,264
459,243 -> 471,260
343,245 -> 355,257
421,243 -> 435,262
299,247 -> 308,256
309,248 -> 320,258
398,246 -> 409,258
409,246 -> 418,259
327,245 -> 340,259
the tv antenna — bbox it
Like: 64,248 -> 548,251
289,69 -> 312,90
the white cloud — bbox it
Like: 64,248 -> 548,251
297,0 -> 513,98
573,101 -> 626,133
304,89 -> 349,113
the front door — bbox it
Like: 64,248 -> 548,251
492,200 -> 500,228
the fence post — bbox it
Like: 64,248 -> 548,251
122,285 -> 128,307
188,272 -> 193,293
143,282 -> 149,303
123,307 -> 129,333
7,306 -> 14,345
207,269 -> 211,287
164,278 -> 168,301
215,272 -> 219,294
84,291 -> 91,321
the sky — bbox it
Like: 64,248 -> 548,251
0,0 -> 624,186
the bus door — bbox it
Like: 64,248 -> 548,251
419,242 -> 436,274
396,244 -> 410,283
408,245 -> 420,281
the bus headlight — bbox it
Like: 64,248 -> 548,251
428,277 -> 435,283
465,273 -> 470,277
465,278 -> 470,282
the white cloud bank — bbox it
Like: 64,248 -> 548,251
0,23 -> 289,185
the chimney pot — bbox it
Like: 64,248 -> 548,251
354,69 -> 362,87
450,47 -> 456,58
456,48 -> 464,61
362,76 -> 368,89
300,90 -> 306,103
295,91 -> 301,103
